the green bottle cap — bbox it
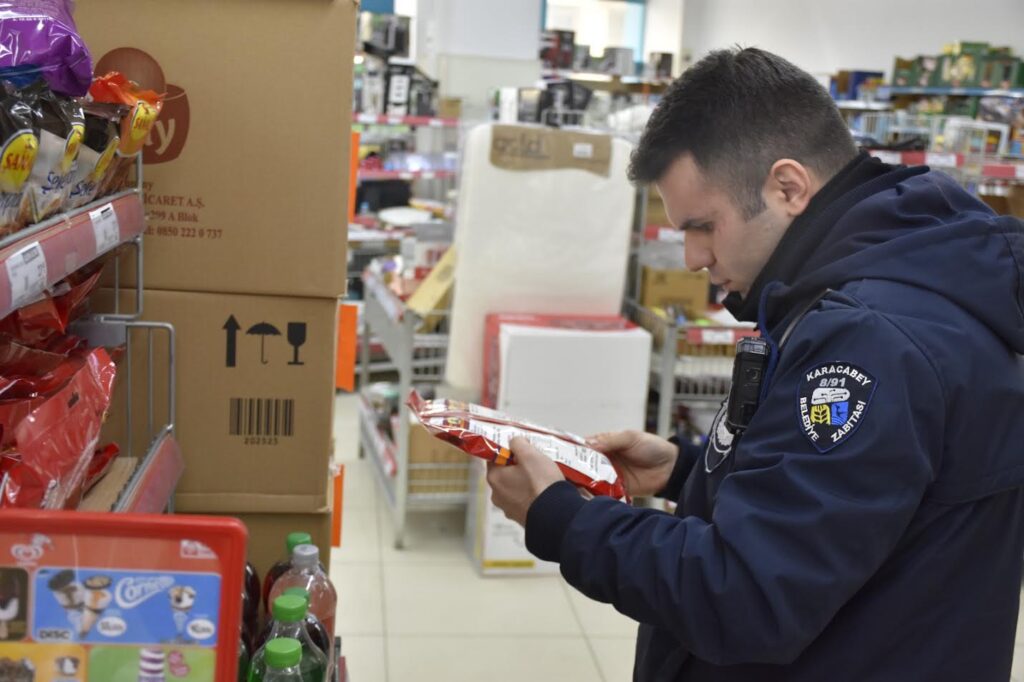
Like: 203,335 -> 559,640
285,532 -> 313,554
264,638 -> 302,669
282,586 -> 311,607
271,595 -> 307,623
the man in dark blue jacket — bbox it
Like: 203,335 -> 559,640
487,47 -> 1024,681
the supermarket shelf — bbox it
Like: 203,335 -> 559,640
868,149 -> 1024,179
114,427 -> 185,513
880,85 -> 1024,98
358,169 -> 458,182
354,113 -> 460,128
0,190 -> 144,319
835,100 -> 893,110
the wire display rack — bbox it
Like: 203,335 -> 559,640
623,298 -> 758,438
357,269 -> 469,549
0,161 -> 183,512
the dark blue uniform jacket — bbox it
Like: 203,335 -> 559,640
526,164 -> 1024,681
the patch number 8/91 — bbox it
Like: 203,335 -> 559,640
820,377 -> 847,388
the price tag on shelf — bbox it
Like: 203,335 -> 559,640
925,152 -> 958,168
387,116 -> 404,126
6,241 -> 47,308
90,203 -> 121,254
871,150 -> 902,165
421,171 -> 436,180
357,113 -> 377,125
1016,164 -> 1024,181
701,329 -> 736,345
428,118 -> 444,127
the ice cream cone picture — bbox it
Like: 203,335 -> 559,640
47,570 -> 86,637
0,595 -> 18,640
137,647 -> 166,682
80,575 -> 113,637
168,586 -> 196,641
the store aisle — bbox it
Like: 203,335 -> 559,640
329,392 -> 635,681
330,392 -> 1024,681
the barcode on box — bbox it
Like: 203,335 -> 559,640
229,398 -> 294,437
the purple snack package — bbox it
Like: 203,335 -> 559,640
0,0 -> 92,96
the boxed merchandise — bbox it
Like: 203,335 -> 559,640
94,289 -> 338,512
226,508 -> 333,579
75,0 -> 356,298
405,245 -> 456,332
386,63 -> 437,117
481,313 -> 638,407
465,459 -> 558,576
487,320 -> 651,439
540,30 -> 575,70
640,266 -> 710,317
980,56 -> 1024,90
979,96 -> 1024,155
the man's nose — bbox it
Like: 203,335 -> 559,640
684,234 -> 714,272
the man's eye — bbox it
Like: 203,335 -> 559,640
685,222 -> 713,233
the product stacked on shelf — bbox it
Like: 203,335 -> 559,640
838,40 -> 1024,216
0,1 -> 178,514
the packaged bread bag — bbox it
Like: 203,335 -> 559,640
0,82 -> 39,236
25,83 -> 84,221
89,72 -> 162,195
65,101 -> 123,209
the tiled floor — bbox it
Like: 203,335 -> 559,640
329,393 -> 1024,681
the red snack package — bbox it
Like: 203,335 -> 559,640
407,390 -> 628,500
0,347 -> 117,509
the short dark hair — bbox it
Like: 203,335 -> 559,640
629,47 -> 857,218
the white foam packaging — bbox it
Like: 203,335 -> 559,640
444,123 -> 635,394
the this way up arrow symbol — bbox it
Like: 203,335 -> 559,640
223,315 -> 240,368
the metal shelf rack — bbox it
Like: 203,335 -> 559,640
0,167 -> 183,513
623,298 -> 758,438
357,269 -> 468,549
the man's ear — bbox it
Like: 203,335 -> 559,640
763,159 -> 819,217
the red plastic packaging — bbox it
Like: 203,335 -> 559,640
0,347 -> 117,509
407,390 -> 627,500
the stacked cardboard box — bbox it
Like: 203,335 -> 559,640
78,0 -> 358,570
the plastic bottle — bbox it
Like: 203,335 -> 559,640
248,595 -> 327,682
238,636 -> 250,682
262,532 -> 314,612
268,545 -> 337,638
255,587 -> 331,656
245,561 -> 261,619
256,638 -> 305,682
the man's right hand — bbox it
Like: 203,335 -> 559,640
586,430 -> 678,498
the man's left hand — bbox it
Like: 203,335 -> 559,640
487,437 -> 566,526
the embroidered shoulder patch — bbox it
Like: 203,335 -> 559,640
797,362 -> 877,453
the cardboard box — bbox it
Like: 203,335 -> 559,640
405,246 -> 456,332
95,288 -> 338,512
494,324 -> 650,436
465,459 -> 558,576
75,0 -> 356,298
215,508 -> 333,580
640,267 -> 709,317
407,420 -> 470,495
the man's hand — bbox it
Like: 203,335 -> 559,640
487,437 -> 565,526
587,430 -> 678,497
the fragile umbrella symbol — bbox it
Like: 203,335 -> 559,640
246,322 -> 281,364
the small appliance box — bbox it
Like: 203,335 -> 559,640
75,0 -> 357,299
94,288 -> 339,513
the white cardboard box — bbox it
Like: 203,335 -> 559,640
465,324 -> 651,576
